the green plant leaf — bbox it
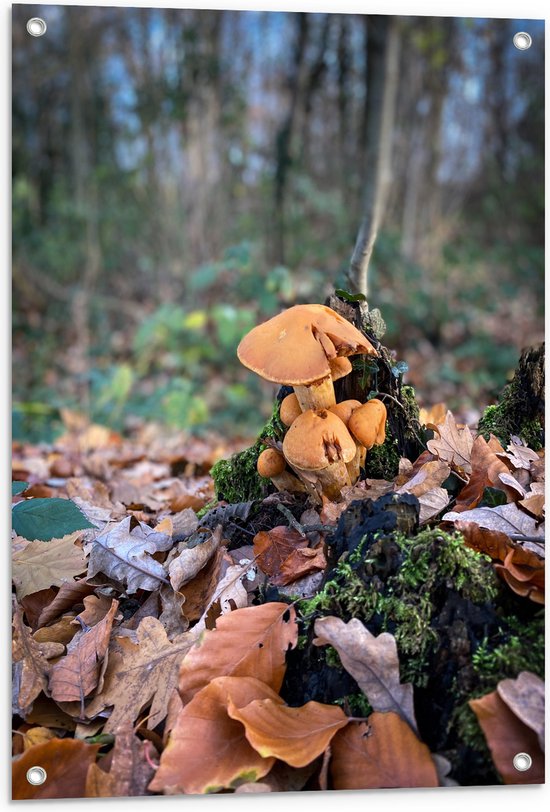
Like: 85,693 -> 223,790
335,289 -> 367,303
12,498 -> 96,541
12,482 -> 29,496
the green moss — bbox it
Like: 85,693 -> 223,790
210,400 -> 286,502
478,404 -> 542,450
299,529 -> 498,687
334,692 -> 373,718
471,612 -> 544,686
363,436 -> 400,479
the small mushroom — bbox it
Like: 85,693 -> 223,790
237,304 -> 377,412
256,447 -> 306,494
279,393 -> 302,426
329,356 -> 352,382
282,409 -> 357,501
329,400 -> 364,482
348,398 -> 387,453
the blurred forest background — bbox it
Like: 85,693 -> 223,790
12,5 -> 544,443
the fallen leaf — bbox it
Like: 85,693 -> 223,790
149,676 -> 278,794
453,435 -> 509,512
419,402 -> 447,427
497,672 -> 545,751
416,487 -> 450,524
73,594 -> 115,628
85,616 -> 199,732
49,600 -> 119,704
330,714 -> 438,789
396,459 -> 450,497
228,696 -> 348,767
500,439 -> 540,470
178,602 -> 298,706
426,410 -> 474,476
87,516 -> 172,593
12,602 -> 51,715
85,724 -> 157,797
519,492 -> 545,520
35,580 -> 98,628
12,535 -> 87,600
168,527 -> 221,590
253,526 -> 307,578
12,738 -> 100,799
469,689 -> 544,783
34,616 -> 78,646
21,726 -> 57,751
313,616 -> 417,732
273,543 -> 327,586
236,760 -> 318,793
444,502 -> 545,540
178,547 -> 224,622
198,562 -> 249,628
495,549 -> 545,604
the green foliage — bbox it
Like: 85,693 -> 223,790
12,497 -> 96,541
12,482 -> 29,496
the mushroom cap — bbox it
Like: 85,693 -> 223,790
282,408 -> 357,470
237,304 -> 377,385
279,393 -> 302,426
329,399 -> 362,427
329,356 -> 353,381
348,399 -> 387,449
257,447 -> 286,478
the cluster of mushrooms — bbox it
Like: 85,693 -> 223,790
237,304 -> 387,503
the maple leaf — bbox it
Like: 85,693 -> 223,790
85,724 -> 158,797
12,602 -> 51,716
469,688 -> 545,784
85,616 -> 199,732
426,410 -> 474,476
330,714 -> 438,789
12,535 -> 87,600
49,599 -> 119,706
12,738 -> 100,800
87,516 -> 173,593
228,695 -> 348,767
149,676 -> 278,795
178,602 -> 298,705
313,616 -> 417,732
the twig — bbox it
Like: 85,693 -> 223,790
509,534 -> 545,544
277,504 -> 307,538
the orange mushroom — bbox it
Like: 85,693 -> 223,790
282,408 -> 357,501
237,304 -> 377,412
348,398 -> 387,452
279,393 -> 302,427
329,399 -> 364,482
256,447 -> 306,494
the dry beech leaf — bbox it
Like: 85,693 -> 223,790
34,616 -> 78,646
453,434 -> 508,512
253,526 -> 308,578
12,535 -> 87,600
49,599 -> 119,704
85,724 -> 158,797
21,726 -> 57,751
84,616 -> 199,733
199,562 -> 249,627
168,527 -> 221,591
519,492 -> 545,519
149,676 -> 278,795
87,516 -> 172,593
419,402 -> 447,426
396,459 -> 450,498
330,714 -> 438,790
426,411 -> 474,475
228,697 -> 348,767
497,672 -> 545,751
178,546 -> 224,622
444,502 -> 545,539
12,602 -> 51,715
73,593 -> 115,628
500,440 -> 540,470
178,602 -> 298,706
36,580 -> 98,629
236,760 -> 318,793
469,690 -> 545,784
494,549 -> 544,604
313,616 -> 417,732
416,487 -> 450,524
273,543 -> 327,586
12,738 -> 100,800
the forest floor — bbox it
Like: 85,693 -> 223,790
12,369 -> 545,798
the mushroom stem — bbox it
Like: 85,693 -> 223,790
294,376 -> 336,412
293,460 -> 351,502
346,445 -> 366,484
271,471 -> 308,494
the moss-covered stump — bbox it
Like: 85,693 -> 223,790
279,494 -> 543,786
478,343 -> 544,450
326,294 -> 424,473
211,400 -> 286,503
